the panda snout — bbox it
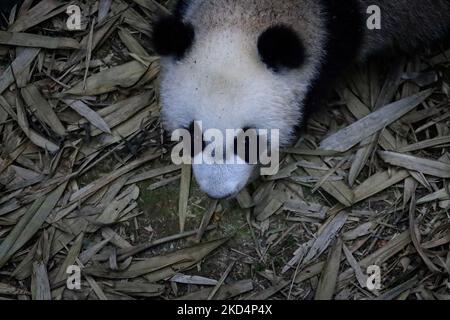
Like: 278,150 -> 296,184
192,153 -> 254,200
193,164 -> 253,199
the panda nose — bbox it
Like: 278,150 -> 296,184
192,155 -> 253,200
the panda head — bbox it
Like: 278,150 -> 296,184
152,4 -> 325,199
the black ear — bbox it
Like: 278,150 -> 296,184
257,25 -> 305,71
152,15 -> 195,58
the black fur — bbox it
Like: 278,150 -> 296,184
257,25 -> 306,71
152,15 -> 195,59
0,0 -> 21,13
0,0 -> 22,27
300,0 -> 365,126
173,0 -> 190,18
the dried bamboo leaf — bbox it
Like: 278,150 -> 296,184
348,135 -> 378,187
171,274 -> 218,286
0,31 -> 80,49
417,188 -> 450,204
295,261 -> 326,284
340,87 -> 390,185
79,104 -> 158,157
353,170 -> 410,204
79,238 -> 112,265
282,239 -> 314,274
66,17 -> 119,68
255,198 -> 284,222
12,217 -> 90,281
249,280 -> 289,300
311,157 -> 347,193
16,94 -> 60,152
96,185 -> 139,225
88,92 -> 153,136
343,222 -> 376,241
320,90 -> 433,152
9,0 -> 65,32
284,200 -> 329,220
98,0 -> 112,23
51,233 -> 84,286
31,262 -> 51,300
82,19 -> 95,89
108,281 -> 164,298
0,283 -> 29,296
342,243 -> 367,288
94,226 -> 217,262
343,61 -> 404,170
99,174 -> 130,208
375,276 -> 418,300
0,182 -> 67,268
296,151 -> 354,207
102,227 -> 132,249
0,95 -> 17,121
207,261 -> 236,300
176,280 -> 253,300
196,200 -> 218,242
0,48 -> 39,94
17,0 -> 34,16
69,151 -> 160,203
315,237 -> 343,300
409,195 -> 441,273
379,151 -> 450,178
403,177 -> 418,207
21,85 -> 66,136
121,7 -> 153,36
132,0 -> 170,15
63,61 -> 147,96
236,188 -> 254,209
398,135 -> 450,153
118,27 -> 151,59
85,275 -> 108,300
84,237 -> 230,279
63,99 -> 111,134
303,211 -> 349,265
338,231 -> 411,286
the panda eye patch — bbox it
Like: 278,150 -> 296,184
152,15 -> 195,58
257,25 -> 305,71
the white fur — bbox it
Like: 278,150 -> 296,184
193,152 -> 253,199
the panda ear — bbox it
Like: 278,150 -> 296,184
257,25 -> 305,71
152,15 -> 195,58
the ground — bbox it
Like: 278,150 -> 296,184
0,0 -> 449,300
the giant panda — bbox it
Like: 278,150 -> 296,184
152,0 -> 450,199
